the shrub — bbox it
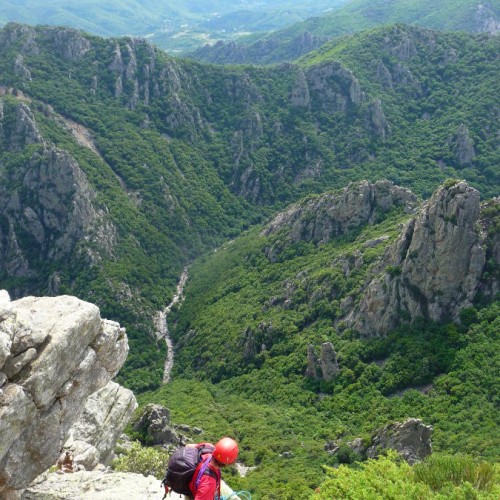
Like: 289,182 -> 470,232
112,441 -> 169,479
413,454 -> 497,493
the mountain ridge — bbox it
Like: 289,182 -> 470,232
189,0 -> 500,64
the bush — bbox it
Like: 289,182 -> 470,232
112,441 -> 169,479
413,454 -> 498,493
313,452 -> 500,499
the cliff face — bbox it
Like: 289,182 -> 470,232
0,101 -> 116,296
345,181 -> 497,335
0,291 -> 135,497
189,31 -> 330,65
263,180 -> 418,246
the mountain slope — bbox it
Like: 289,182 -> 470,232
190,0 -> 500,64
0,1 -> 349,54
156,180 -> 499,498
0,23 -> 498,393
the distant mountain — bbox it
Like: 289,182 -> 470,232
0,0 -> 348,54
190,0 -> 500,64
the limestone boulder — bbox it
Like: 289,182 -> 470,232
366,418 -> 433,464
65,381 -> 137,470
0,292 -> 132,495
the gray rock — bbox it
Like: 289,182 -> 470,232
0,104 -> 118,289
319,343 -> 339,382
327,418 -> 432,465
306,61 -> 364,114
0,293 -> 131,495
305,344 -> 320,379
366,98 -> 390,139
263,180 -> 418,246
65,381 -> 137,470
290,69 -> 310,109
306,343 -> 339,382
23,471 -> 171,500
452,124 -> 476,166
346,181 -> 488,336
134,403 -> 180,446
366,419 -> 433,464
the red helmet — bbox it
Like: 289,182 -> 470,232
213,437 -> 239,465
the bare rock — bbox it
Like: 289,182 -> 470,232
14,55 -> 31,81
306,343 -> 339,382
23,471 -> 167,500
263,180 -> 418,245
366,98 -> 390,139
42,27 -> 91,61
326,418 -> 432,465
0,104 -> 117,289
0,293 -> 130,495
65,381 -> 137,470
134,403 -> 180,446
7,102 -> 43,151
319,343 -> 340,382
290,69 -> 310,109
366,418 -> 433,464
347,181 -> 487,336
452,123 -> 476,166
306,61 -> 364,113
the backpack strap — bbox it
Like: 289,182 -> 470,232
192,454 -> 221,498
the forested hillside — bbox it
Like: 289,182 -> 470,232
0,18 -> 499,499
190,0 -> 500,64
0,22 -> 498,394
150,179 -> 499,498
0,0 -> 348,54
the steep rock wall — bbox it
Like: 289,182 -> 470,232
346,181 -> 496,335
0,291 -> 134,496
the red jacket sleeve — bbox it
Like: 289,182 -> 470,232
193,473 -> 217,500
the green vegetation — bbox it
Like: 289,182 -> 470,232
133,202 -> 499,497
113,441 -> 168,479
313,452 -> 499,499
193,0 -> 500,64
0,19 -> 497,394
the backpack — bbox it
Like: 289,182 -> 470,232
161,444 -> 219,498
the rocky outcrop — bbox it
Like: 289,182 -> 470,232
263,180 -> 418,246
306,343 -> 339,382
64,382 -> 137,470
0,23 -> 38,56
0,291 -> 133,496
0,101 -> 116,292
452,123 -> 476,166
305,61 -> 364,114
23,471 -> 170,500
366,419 -> 433,464
41,26 -> 91,62
325,418 -> 432,465
290,69 -> 311,109
3,101 -> 43,151
346,181 -> 491,336
133,403 -> 180,446
366,98 -> 390,139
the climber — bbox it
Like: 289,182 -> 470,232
56,451 -> 74,473
162,436 -> 239,500
186,437 -> 238,500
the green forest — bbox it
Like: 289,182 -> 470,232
0,18 -> 498,498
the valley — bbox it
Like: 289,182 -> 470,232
0,7 -> 498,498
